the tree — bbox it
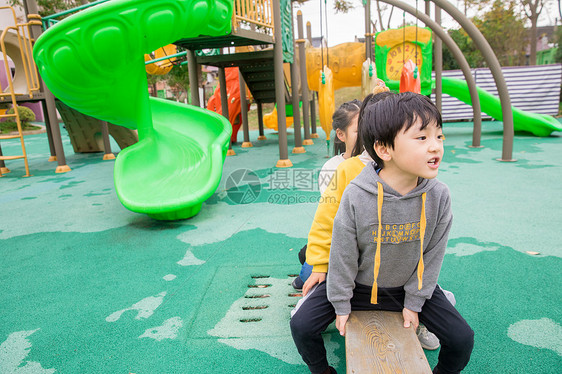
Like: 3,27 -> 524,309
521,0 -> 547,65
475,0 -> 527,66
554,25 -> 562,63
146,72 -> 161,98
441,28 -> 484,70
8,0 -> 93,17
332,0 -> 395,32
442,0 -> 526,69
466,0 -> 551,65
166,63 -> 191,103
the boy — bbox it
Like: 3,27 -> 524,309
328,92 -> 473,373
291,93 -> 473,374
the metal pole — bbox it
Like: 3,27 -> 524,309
272,0 -> 291,167
0,145 -> 9,174
218,66 -> 234,156
290,63 -> 304,153
257,101 -> 266,140
306,21 -> 318,137
44,91 -> 71,172
238,70 -> 252,148
101,121 -> 115,160
297,11 -> 312,145
434,4 -> 443,114
365,0 -> 372,61
187,49 -> 200,107
43,110 -> 56,161
431,0 -> 514,161
379,0 -> 482,147
26,0 -> 71,172
290,4 -> 304,154
40,99 -> 56,161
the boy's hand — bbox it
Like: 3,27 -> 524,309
336,314 -> 349,336
402,308 -> 419,330
302,272 -> 326,296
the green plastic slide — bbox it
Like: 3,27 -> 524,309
442,76 -> 562,137
33,0 -> 233,220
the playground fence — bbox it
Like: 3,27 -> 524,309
433,64 -> 562,121
233,0 -> 274,33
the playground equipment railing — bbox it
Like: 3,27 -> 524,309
41,0 -> 110,29
43,0 -> 274,37
233,0 -> 274,33
0,6 -> 43,178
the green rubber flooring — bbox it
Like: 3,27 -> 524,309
1,120 -> 561,373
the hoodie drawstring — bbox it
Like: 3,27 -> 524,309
370,183 -> 427,304
418,192 -> 427,290
370,182 -> 384,304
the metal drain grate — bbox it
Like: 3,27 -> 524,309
200,266 -> 305,339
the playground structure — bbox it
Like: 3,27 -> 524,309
206,66 -> 251,145
2,0 -> 306,220
375,26 -> 432,95
366,0 -> 561,158
33,0 -> 234,220
0,6 -> 41,177
0,1 -> 128,176
0,0 -> 560,221
178,0 -> 315,162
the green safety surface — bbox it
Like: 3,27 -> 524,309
1,121 -> 561,373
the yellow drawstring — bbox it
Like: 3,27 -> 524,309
418,192 -> 427,290
371,182 -> 384,304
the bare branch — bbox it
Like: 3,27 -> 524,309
387,5 -> 395,30
334,0 -> 354,13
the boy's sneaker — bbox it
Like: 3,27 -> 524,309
417,325 -> 440,350
442,288 -> 456,306
291,276 -> 304,291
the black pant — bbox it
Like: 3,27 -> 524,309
290,281 -> 474,374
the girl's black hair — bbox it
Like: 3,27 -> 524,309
332,99 -> 361,156
351,91 -> 395,157
360,92 -> 443,168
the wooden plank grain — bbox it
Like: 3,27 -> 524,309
346,311 -> 432,374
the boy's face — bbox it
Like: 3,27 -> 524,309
385,117 -> 444,180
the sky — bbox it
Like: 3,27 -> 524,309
294,0 -> 560,47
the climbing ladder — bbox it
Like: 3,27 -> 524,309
0,7 -> 42,177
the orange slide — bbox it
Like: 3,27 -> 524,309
206,67 -> 250,143
399,59 -> 421,94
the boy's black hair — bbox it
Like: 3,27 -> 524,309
360,92 -> 442,168
351,91 -> 395,157
332,99 -> 362,156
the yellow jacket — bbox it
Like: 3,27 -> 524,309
306,156 -> 366,272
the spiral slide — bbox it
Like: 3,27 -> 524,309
33,0 -> 233,220
442,76 -> 562,137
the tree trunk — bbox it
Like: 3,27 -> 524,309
529,14 -> 538,65
376,0 -> 385,31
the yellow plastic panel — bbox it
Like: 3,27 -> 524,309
263,106 -> 294,131
306,42 -> 364,92
145,44 -> 177,75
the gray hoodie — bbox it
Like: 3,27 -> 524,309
327,163 -> 452,315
